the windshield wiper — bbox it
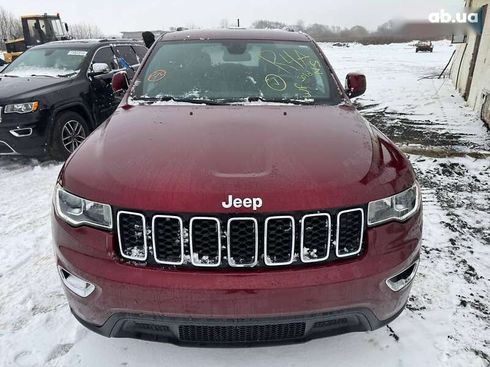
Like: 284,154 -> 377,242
58,72 -> 77,78
244,96 -> 314,105
29,74 -> 57,78
135,96 -> 227,105
177,97 -> 227,105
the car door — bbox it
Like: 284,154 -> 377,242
132,45 -> 148,64
88,46 -> 121,124
113,44 -> 141,79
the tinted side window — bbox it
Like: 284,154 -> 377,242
92,47 -> 118,70
132,45 -> 147,63
114,45 -> 138,66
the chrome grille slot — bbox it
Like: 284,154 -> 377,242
264,216 -> 295,266
152,215 -> 184,265
227,218 -> 258,267
189,217 -> 221,267
117,211 -> 147,261
336,209 -> 364,257
301,213 -> 331,262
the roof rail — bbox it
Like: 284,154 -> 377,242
98,38 -> 141,42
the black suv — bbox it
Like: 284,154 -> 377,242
0,39 -> 146,160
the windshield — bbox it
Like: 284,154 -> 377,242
130,40 -> 342,105
51,19 -> 67,38
2,47 -> 88,78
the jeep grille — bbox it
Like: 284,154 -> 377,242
116,208 -> 365,268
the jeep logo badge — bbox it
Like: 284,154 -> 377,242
222,195 -> 263,211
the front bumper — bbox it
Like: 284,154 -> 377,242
72,304 -> 407,346
0,110 -> 49,156
53,210 -> 422,345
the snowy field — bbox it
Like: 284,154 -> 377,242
0,41 -> 489,367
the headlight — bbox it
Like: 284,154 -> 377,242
368,183 -> 420,226
4,101 -> 39,114
54,185 -> 112,229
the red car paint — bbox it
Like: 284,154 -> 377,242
60,105 -> 413,212
53,212 -> 421,324
52,29 -> 422,345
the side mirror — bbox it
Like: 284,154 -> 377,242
64,23 -> 69,32
345,72 -> 366,98
90,63 -> 111,76
112,71 -> 129,92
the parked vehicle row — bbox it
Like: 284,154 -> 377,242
0,39 -> 146,160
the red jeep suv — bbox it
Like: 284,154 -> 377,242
52,29 -> 422,346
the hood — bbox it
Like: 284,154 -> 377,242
0,75 -> 68,101
61,104 -> 415,213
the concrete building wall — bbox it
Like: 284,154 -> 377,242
467,4 -> 490,114
450,0 -> 490,124
450,32 -> 476,97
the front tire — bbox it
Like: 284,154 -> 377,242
49,111 -> 89,161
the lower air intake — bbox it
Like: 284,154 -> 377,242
178,322 -> 306,343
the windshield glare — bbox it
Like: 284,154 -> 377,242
131,41 -> 341,104
2,48 -> 88,77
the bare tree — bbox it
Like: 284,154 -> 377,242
69,23 -> 104,39
252,20 -> 287,30
295,19 -> 305,32
0,7 -> 22,49
349,25 -> 369,39
305,23 -> 335,40
375,20 -> 397,36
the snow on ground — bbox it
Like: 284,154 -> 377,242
0,41 -> 489,367
325,40 -> 490,152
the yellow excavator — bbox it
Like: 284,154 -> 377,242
3,13 -> 71,63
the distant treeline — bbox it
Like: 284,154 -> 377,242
251,19 -> 454,44
0,7 -> 21,49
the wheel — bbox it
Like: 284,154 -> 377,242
49,111 -> 89,161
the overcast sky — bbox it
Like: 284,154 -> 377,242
0,0 -> 463,36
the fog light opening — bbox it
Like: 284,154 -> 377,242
10,128 -> 33,137
58,266 -> 95,297
386,259 -> 419,292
